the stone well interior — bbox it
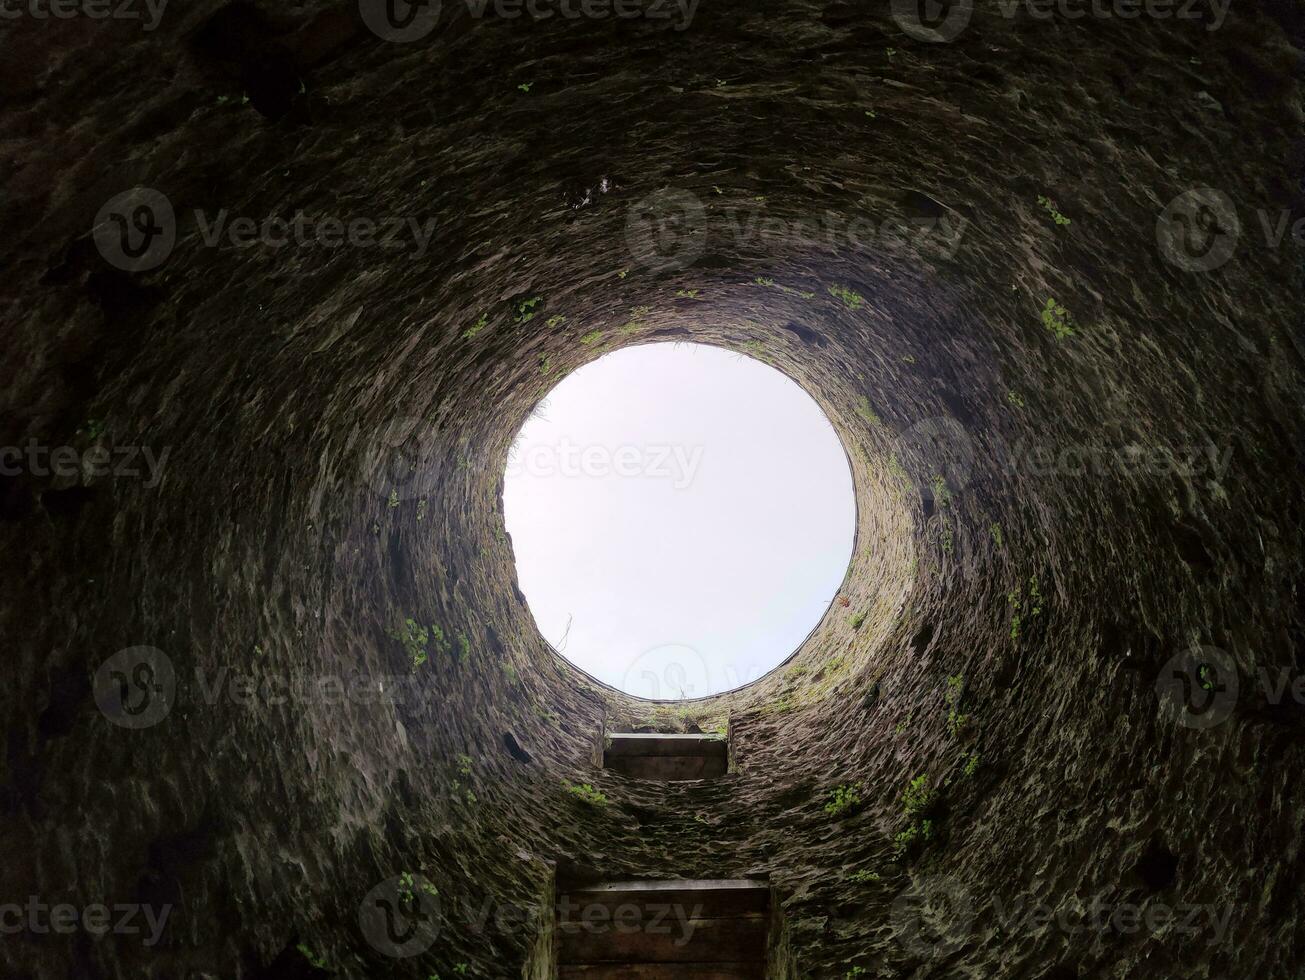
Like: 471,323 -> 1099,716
1,1 -> 1303,977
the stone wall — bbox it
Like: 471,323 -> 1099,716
1,1 -> 1302,977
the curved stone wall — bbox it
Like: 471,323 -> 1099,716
1,1 -> 1302,977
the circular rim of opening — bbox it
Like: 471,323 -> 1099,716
502,339 -> 863,704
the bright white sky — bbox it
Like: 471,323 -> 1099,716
503,342 -> 856,699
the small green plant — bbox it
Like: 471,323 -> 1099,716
760,694 -> 796,716
894,720 -> 907,735
76,419 -> 106,440
388,619 -> 430,667
579,330 -> 604,345
416,498 -> 428,522
855,396 -> 879,425
539,355 -> 552,374
1037,194 -> 1071,227
565,782 -> 609,806
297,944 -> 328,969
990,523 -> 1003,547
617,268 -> 629,279
431,623 -> 450,656
963,752 -> 980,778
457,632 -> 471,664
931,474 -> 951,508
825,783 -> 862,817
945,675 -> 967,738
517,81 -> 533,93
828,284 -> 864,311
456,754 -> 473,776
847,869 -> 881,883
1041,297 -> 1074,339
892,819 -> 934,858
515,296 -> 542,323
899,776 -> 935,845
398,871 -> 436,901
754,275 -> 776,287
849,612 -> 865,629
845,969 -> 867,979
1198,663 -> 1215,691
1007,389 -> 1025,408
545,314 -> 567,328
675,288 -> 699,298
463,313 -> 488,340
388,488 -> 400,509
939,517 -> 954,553
1007,575 -> 1043,641
902,775 -> 931,817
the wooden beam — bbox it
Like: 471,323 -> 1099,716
605,734 -> 729,759
559,915 -> 767,963
561,881 -> 770,922
560,964 -> 765,979
604,754 -> 728,780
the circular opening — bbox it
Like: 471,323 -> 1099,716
503,342 -> 856,699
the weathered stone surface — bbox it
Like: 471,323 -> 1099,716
0,1 -> 1302,978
